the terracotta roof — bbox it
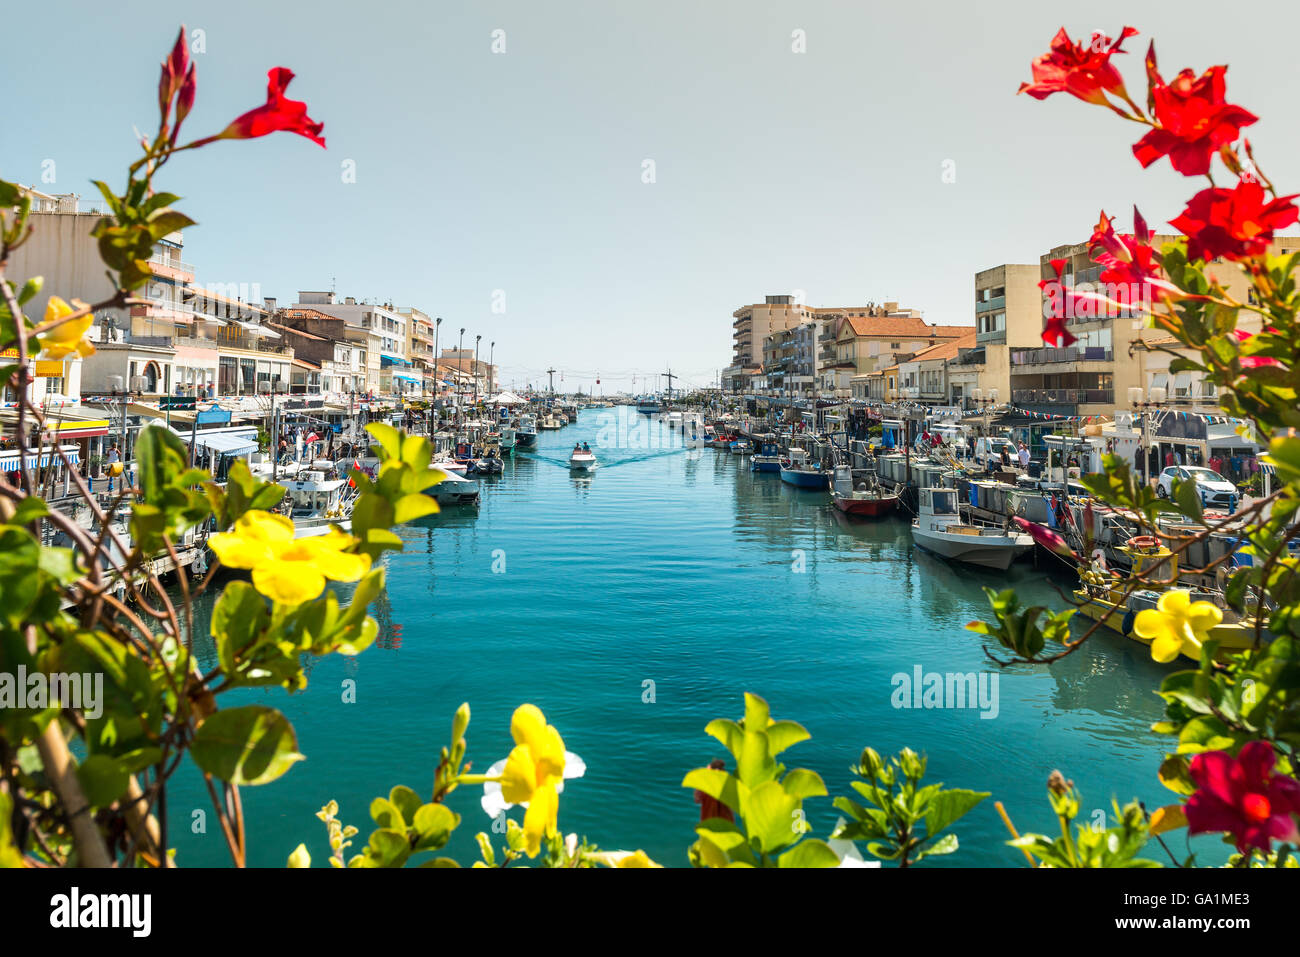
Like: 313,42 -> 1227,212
842,316 -> 973,339
905,330 -> 978,363
280,307 -> 343,323
268,322 -> 330,341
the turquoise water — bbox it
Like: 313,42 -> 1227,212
170,408 -> 1200,867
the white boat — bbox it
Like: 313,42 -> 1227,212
282,470 -> 356,536
568,447 -> 598,471
427,466 -> 481,506
910,487 -> 1032,570
516,414 -> 539,449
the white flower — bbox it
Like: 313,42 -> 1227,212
480,751 -> 587,819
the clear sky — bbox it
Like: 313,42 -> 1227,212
5,0 -> 1299,393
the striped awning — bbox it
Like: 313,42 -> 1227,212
0,446 -> 80,471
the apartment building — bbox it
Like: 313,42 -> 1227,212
293,291 -> 410,394
897,330 -> 978,404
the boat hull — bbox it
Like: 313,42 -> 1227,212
1073,588 -> 1265,662
780,467 -> 831,489
569,454 -> 597,471
516,431 -> 538,449
752,458 -> 782,473
911,528 -> 1030,570
834,495 -> 898,517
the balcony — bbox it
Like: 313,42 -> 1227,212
1012,346 -> 1113,366
1011,388 -> 1114,407
975,296 -> 1006,314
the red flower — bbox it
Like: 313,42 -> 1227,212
1018,26 -> 1139,107
1132,46 -> 1257,176
1012,516 -> 1075,558
1169,179 -> 1299,263
1186,741 -> 1300,855
1038,259 -> 1080,347
158,26 -> 191,120
215,67 -> 325,147
1234,329 -> 1283,369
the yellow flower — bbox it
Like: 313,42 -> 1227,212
208,510 -> 370,605
1132,589 -> 1223,663
499,704 -> 568,857
36,296 -> 95,360
615,850 -> 661,868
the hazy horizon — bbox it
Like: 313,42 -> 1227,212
5,1 -> 1299,393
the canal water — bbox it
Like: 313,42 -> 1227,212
170,407 -> 1209,867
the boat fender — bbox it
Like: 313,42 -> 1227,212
1121,607 -> 1136,636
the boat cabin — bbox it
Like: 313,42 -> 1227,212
919,487 -> 958,516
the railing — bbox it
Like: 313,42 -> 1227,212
975,296 -> 1006,314
1012,346 -> 1112,365
1011,388 -> 1114,406
954,348 -> 986,366
126,333 -> 291,356
148,252 -> 196,274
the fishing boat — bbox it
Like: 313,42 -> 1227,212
497,426 -> 516,457
516,414 -> 539,449
751,439 -> 783,473
539,413 -> 563,430
711,432 -> 737,451
636,396 -> 661,415
1074,538 -> 1267,662
910,487 -> 1032,570
831,466 -> 899,518
568,445 -> 598,472
729,437 -> 753,454
779,447 -> 831,489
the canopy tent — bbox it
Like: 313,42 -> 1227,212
191,431 -> 258,456
489,391 -> 527,405
0,445 -> 80,471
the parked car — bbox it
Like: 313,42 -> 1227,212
1156,466 -> 1239,510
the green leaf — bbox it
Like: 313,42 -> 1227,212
781,768 -> 828,799
766,719 -> 811,756
412,803 -> 459,851
190,705 -> 304,786
743,780 -> 801,853
681,768 -> 745,814
924,788 -> 989,836
76,754 -> 130,807
777,839 -> 840,868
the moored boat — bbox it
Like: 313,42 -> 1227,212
516,414 -> 539,449
751,439 -> 782,473
911,487 -> 1032,570
1073,539 -> 1267,662
831,465 -> 899,518
779,448 -> 831,489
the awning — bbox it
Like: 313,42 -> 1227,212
392,372 -> 420,383
232,320 -> 280,338
381,354 -> 411,366
192,432 -> 258,456
43,420 -> 110,440
0,446 -> 80,471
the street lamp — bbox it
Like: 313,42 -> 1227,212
474,334 -> 482,407
457,328 -> 465,426
433,317 -> 442,402
489,340 -> 495,397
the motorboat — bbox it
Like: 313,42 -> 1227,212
497,426 -> 516,457
729,437 -> 753,454
282,470 -> 357,536
831,465 -> 899,518
569,446 -> 598,472
539,413 -> 563,430
910,487 -> 1032,570
516,414 -> 539,449
636,396 -> 661,415
779,447 -> 831,489
427,466 -> 481,506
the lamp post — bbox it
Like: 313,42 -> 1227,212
457,328 -> 465,427
474,334 -> 482,407
489,340 -> 495,398
433,317 -> 442,403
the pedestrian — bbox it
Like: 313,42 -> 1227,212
105,444 -> 121,493
1017,442 -> 1030,470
